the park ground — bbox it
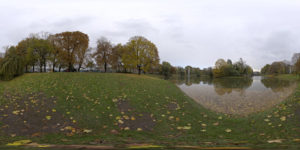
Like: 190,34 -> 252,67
0,73 -> 299,149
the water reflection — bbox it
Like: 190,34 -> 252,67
175,76 -> 297,115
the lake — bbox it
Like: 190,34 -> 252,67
174,76 -> 297,115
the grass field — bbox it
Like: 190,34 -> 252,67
0,73 -> 299,149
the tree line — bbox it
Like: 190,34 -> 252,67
160,58 -> 253,79
0,31 -> 160,80
261,53 -> 300,75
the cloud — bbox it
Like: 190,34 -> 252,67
0,0 -> 300,70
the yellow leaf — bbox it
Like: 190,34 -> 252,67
131,116 -> 136,121
137,128 -> 143,131
52,109 -> 56,112
128,144 -> 163,149
7,140 -> 31,146
45,116 -> 51,120
123,115 -> 129,120
12,110 -> 20,115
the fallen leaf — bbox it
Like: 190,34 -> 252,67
83,129 -> 92,133
268,139 -> 283,143
225,129 -> 232,133
7,140 -> 31,146
280,116 -> 286,121
45,116 -> 51,120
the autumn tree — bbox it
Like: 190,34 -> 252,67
213,58 -> 253,77
93,37 -> 112,72
212,59 -> 227,78
123,36 -> 160,75
268,61 -> 286,74
48,34 -> 63,72
53,31 -> 89,72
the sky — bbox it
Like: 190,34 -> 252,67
1,0 -> 300,71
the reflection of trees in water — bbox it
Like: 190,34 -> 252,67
175,76 -> 212,86
261,77 -> 292,92
212,77 -> 253,95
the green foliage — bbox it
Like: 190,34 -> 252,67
213,58 -> 253,78
161,61 -> 172,79
0,46 -> 25,80
262,62 -> 289,75
122,36 -> 160,74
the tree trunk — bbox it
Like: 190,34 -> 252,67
40,65 -> 43,72
104,62 -> 107,73
69,63 -> 72,72
52,63 -> 55,72
59,66 -> 61,72
78,64 -> 81,72
138,66 -> 141,75
44,59 -> 46,72
32,65 -> 35,72
25,65 -> 28,73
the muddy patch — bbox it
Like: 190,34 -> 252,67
167,102 -> 180,111
114,99 -> 155,131
0,92 -> 76,137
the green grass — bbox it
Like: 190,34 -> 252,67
0,73 -> 300,149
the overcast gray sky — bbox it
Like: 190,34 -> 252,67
1,0 -> 300,71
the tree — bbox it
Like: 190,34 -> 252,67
213,59 -> 227,78
0,46 -> 25,80
27,37 -> 51,72
93,37 -> 112,72
123,36 -> 160,75
111,44 -> 124,72
16,38 -> 30,72
261,64 -> 270,75
294,58 -> 300,75
291,53 -> 300,65
53,31 -> 89,72
269,61 -> 286,74
176,67 -> 185,77
48,34 -> 62,72
161,61 -> 172,79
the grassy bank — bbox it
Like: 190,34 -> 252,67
0,73 -> 299,149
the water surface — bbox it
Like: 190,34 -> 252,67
175,76 -> 297,115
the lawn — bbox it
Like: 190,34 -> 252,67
0,73 -> 299,149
